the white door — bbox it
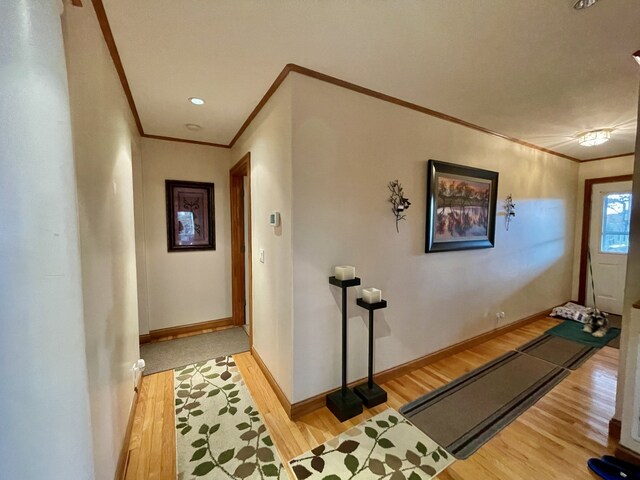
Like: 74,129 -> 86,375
586,181 -> 632,315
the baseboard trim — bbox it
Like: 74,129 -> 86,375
139,317 -> 233,344
610,418 -> 622,441
615,444 -> 640,466
287,307 -> 554,420
115,374 -> 144,480
250,347 -> 292,418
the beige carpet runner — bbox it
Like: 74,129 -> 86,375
289,409 -> 454,479
174,356 -> 285,479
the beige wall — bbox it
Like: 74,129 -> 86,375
63,2 -> 141,478
620,148 -> 640,447
231,79 -> 294,400
290,73 -> 579,402
1,1 -> 95,477
140,138 -> 231,332
619,150 -> 639,448
617,93 -> 639,449
569,155 -> 635,300
132,141 -> 151,334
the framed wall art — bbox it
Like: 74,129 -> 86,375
166,180 -> 215,251
425,160 -> 498,253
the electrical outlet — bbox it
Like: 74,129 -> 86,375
496,311 -> 505,322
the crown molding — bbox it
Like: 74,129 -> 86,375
579,152 -> 635,163
275,64 -> 581,162
141,134 -> 229,149
93,0 -> 630,163
228,65 -> 293,148
91,0 -> 143,135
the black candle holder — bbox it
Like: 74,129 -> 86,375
354,298 -> 388,407
326,276 -> 363,422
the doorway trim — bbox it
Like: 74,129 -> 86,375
230,153 -> 252,346
578,174 -> 633,305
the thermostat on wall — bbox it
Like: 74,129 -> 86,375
269,212 -> 281,227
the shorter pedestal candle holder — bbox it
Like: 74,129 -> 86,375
326,276 -> 363,422
354,298 -> 388,408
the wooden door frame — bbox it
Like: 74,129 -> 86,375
230,153 -> 252,346
578,174 -> 633,305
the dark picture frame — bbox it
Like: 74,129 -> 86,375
166,180 -> 215,252
426,160 -> 498,253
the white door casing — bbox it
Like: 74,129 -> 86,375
586,181 -> 632,315
243,176 -> 250,331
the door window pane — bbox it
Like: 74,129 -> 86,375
601,193 -> 631,254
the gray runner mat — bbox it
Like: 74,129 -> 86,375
400,350 -> 568,459
516,333 -> 598,370
141,327 -> 249,375
608,314 -> 621,349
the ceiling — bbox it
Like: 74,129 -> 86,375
101,0 -> 640,160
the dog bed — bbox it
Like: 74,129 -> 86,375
550,302 -> 593,323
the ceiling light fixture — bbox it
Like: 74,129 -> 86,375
633,50 -> 640,66
185,123 -> 202,131
573,0 -> 600,10
188,97 -> 205,106
578,129 -> 611,147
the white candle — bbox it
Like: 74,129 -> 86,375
334,265 -> 356,280
362,288 -> 382,304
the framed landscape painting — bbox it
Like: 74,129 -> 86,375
166,180 -> 215,251
425,160 -> 498,253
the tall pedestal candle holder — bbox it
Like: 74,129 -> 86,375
354,298 -> 388,407
326,276 -> 363,422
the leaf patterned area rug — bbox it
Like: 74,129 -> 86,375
174,356 -> 285,479
289,409 -> 454,480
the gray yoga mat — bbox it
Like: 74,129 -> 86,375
516,334 -> 599,370
141,327 -> 249,375
400,350 -> 569,459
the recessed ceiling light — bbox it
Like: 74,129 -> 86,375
633,50 -> 640,66
578,129 -> 611,147
185,123 -> 202,131
573,0 -> 600,10
188,97 -> 205,106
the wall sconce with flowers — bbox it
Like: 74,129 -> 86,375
504,194 -> 516,231
388,180 -> 411,233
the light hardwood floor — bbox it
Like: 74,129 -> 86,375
124,317 -> 619,479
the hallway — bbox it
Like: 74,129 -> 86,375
123,316 -> 618,479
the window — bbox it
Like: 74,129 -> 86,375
601,192 -> 632,254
